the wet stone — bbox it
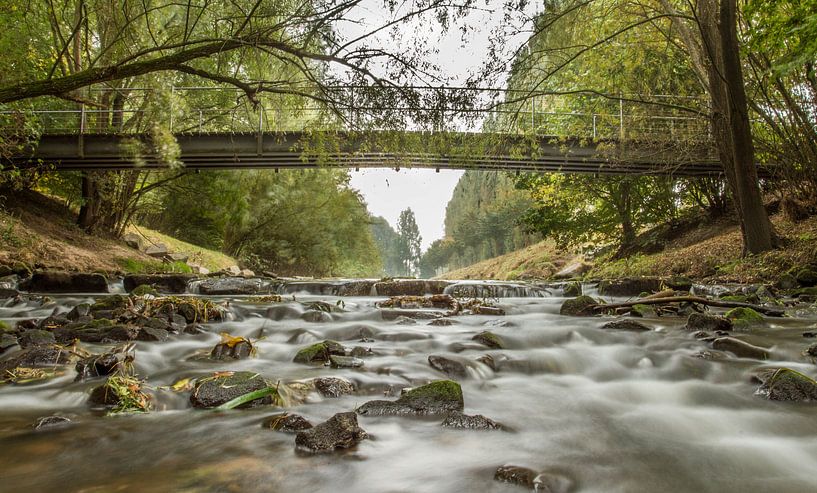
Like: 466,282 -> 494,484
301,310 -> 333,323
34,415 -> 71,430
190,371 -> 274,409
295,412 -> 368,453
559,296 -> 597,316
17,329 -> 56,348
477,354 -> 498,371
22,271 -> 109,294
0,345 -> 71,374
712,337 -> 770,360
473,331 -> 505,349
293,340 -> 345,365
137,326 -> 170,342
263,413 -> 313,432
598,277 -> 663,297
428,318 -> 458,326
806,343 -> 817,357
314,377 -> 355,398
183,323 -> 205,335
494,465 -> 537,488
124,274 -> 193,294
441,411 -> 501,430
600,319 -> 651,332
66,304 -> 91,321
356,380 -> 464,417
394,316 -> 417,325
75,353 -> 120,380
428,355 -> 468,379
210,340 -> 253,360
0,333 -> 18,354
756,368 -> 817,402
329,355 -> 364,368
350,346 -> 372,358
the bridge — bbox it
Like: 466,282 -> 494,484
1,86 -> 723,176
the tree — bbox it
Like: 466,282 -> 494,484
369,216 -> 404,276
396,208 -> 422,277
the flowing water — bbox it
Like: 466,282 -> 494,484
1,282 -> 817,492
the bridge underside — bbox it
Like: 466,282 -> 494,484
7,131 -> 725,176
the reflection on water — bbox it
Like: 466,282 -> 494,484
1,287 -> 817,493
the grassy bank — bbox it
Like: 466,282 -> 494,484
0,190 -> 236,274
440,240 -> 569,280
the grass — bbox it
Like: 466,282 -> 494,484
115,257 -> 193,274
124,225 -> 237,272
440,240 -> 564,280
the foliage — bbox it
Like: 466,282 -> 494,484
115,258 -> 192,274
369,216 -> 404,277
396,208 -> 422,277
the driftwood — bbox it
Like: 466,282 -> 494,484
591,296 -> 785,317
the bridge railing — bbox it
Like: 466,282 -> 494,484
0,85 -> 712,143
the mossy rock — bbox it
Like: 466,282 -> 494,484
131,284 -> 159,297
559,296 -> 597,316
795,268 -> 817,287
776,273 -> 799,290
293,340 -> 345,364
665,275 -> 693,292
563,282 -> 581,297
91,295 -> 129,313
720,295 -> 749,303
0,320 -> 10,332
629,304 -> 656,317
190,371 -> 277,409
725,307 -> 764,328
472,331 -> 504,349
356,380 -> 464,416
757,368 -> 817,402
793,287 -> 817,297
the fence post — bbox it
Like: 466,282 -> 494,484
592,114 -> 597,140
257,104 -> 264,155
619,93 -> 624,140
531,96 -> 535,134
78,103 -> 86,158
198,110 -> 203,133
169,86 -> 174,133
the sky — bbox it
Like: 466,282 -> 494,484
337,1 -> 538,251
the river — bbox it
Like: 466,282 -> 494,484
0,280 -> 816,492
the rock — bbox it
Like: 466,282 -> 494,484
756,368 -> 817,402
806,343 -> 817,357
88,375 -> 151,412
137,326 -> 170,342
559,296 -> 597,316
373,280 -> 451,296
329,355 -> 364,368
183,323 -> 205,334
598,277 -> 663,297
226,265 -> 242,276
534,472 -> 575,493
776,273 -> 799,290
293,340 -> 345,364
314,377 -> 355,397
473,331 -> 504,349
66,304 -> 92,321
665,275 -> 693,292
34,415 -> 72,430
0,288 -> 19,298
165,253 -> 189,263
394,316 -> 418,325
600,319 -> 651,332
301,310 -> 333,323
38,315 -> 69,330
685,312 -> 733,332
553,260 -> 591,279
477,354 -> 498,371
0,345 -> 71,374
712,337 -> 770,359
441,411 -> 501,430
240,269 -> 255,277
210,340 -> 253,360
629,303 -> 656,317
795,268 -> 817,287
263,413 -> 313,432
124,274 -> 193,294
198,277 -> 271,295
18,329 -> 56,348
144,243 -> 169,258
350,346 -> 372,358
725,307 -> 764,328
356,380 -> 464,417
21,271 -> 109,293
494,465 -> 537,488
562,282 -> 582,297
295,412 -> 368,453
188,264 -> 210,275
52,322 -> 139,344
75,353 -> 120,380
428,318 -> 458,326
428,355 -> 468,379
189,371 -> 276,409
0,333 -> 18,354
122,233 -> 143,250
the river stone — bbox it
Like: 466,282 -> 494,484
0,333 -> 18,354
53,323 -> 139,344
712,337 -> 770,360
75,353 -> 120,380
685,312 -> 733,332
428,355 -> 468,379
394,316 -> 418,325
806,343 -> 817,357
441,411 -> 501,430
295,412 -> 368,453
293,340 -> 345,364
381,309 -> 442,321
776,273 -> 799,290
301,310 -> 333,323
199,277 -> 269,295
136,326 -> 170,342
22,272 -> 109,293
598,277 -> 663,297
429,318 -> 458,326
795,267 -> 817,287
477,354 -> 498,371
600,319 -> 651,331
563,282 -> 582,297
0,344 -> 71,374
38,315 -> 69,330
144,243 -> 168,258
0,288 -> 19,299
124,274 -> 193,294
33,415 -> 72,430
473,331 -> 504,349
725,307 -> 764,328
329,355 -> 364,368
756,368 -> 817,402
373,280 -> 450,296
183,323 -> 206,334
559,296 -> 597,316
263,413 -> 313,432
314,377 -> 355,397
494,465 -> 537,488
350,346 -> 372,358
18,329 -> 56,347
66,304 -> 91,321
210,340 -> 253,360
190,371 -> 275,409
356,380 -> 464,417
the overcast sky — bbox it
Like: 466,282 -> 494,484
340,1 -> 537,251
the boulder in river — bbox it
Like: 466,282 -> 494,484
712,337 -> 770,360
562,282 -> 582,297
75,353 -> 121,380
494,465 -> 537,488
198,277 -> 272,295
124,274 -> 193,294
263,413 -> 313,432
293,340 -> 345,365
0,333 -> 18,355
600,319 -> 651,332
795,267 -> 817,287
210,334 -> 254,360
33,415 -> 72,430
88,375 -> 151,413
598,277 -> 663,297
756,368 -> 817,402
373,280 -> 451,296
685,312 -> 733,332
21,271 -> 109,293
559,296 -> 597,316
428,355 -> 468,379
295,412 -> 368,453
189,371 -> 277,409
725,307 -> 764,328
329,355 -> 364,368
472,331 -> 505,349
18,329 -> 56,347
0,344 -> 71,376
314,377 -> 355,398
356,380 -> 464,417
441,411 -> 501,430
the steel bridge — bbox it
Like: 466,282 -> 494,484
1,86 -> 724,176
